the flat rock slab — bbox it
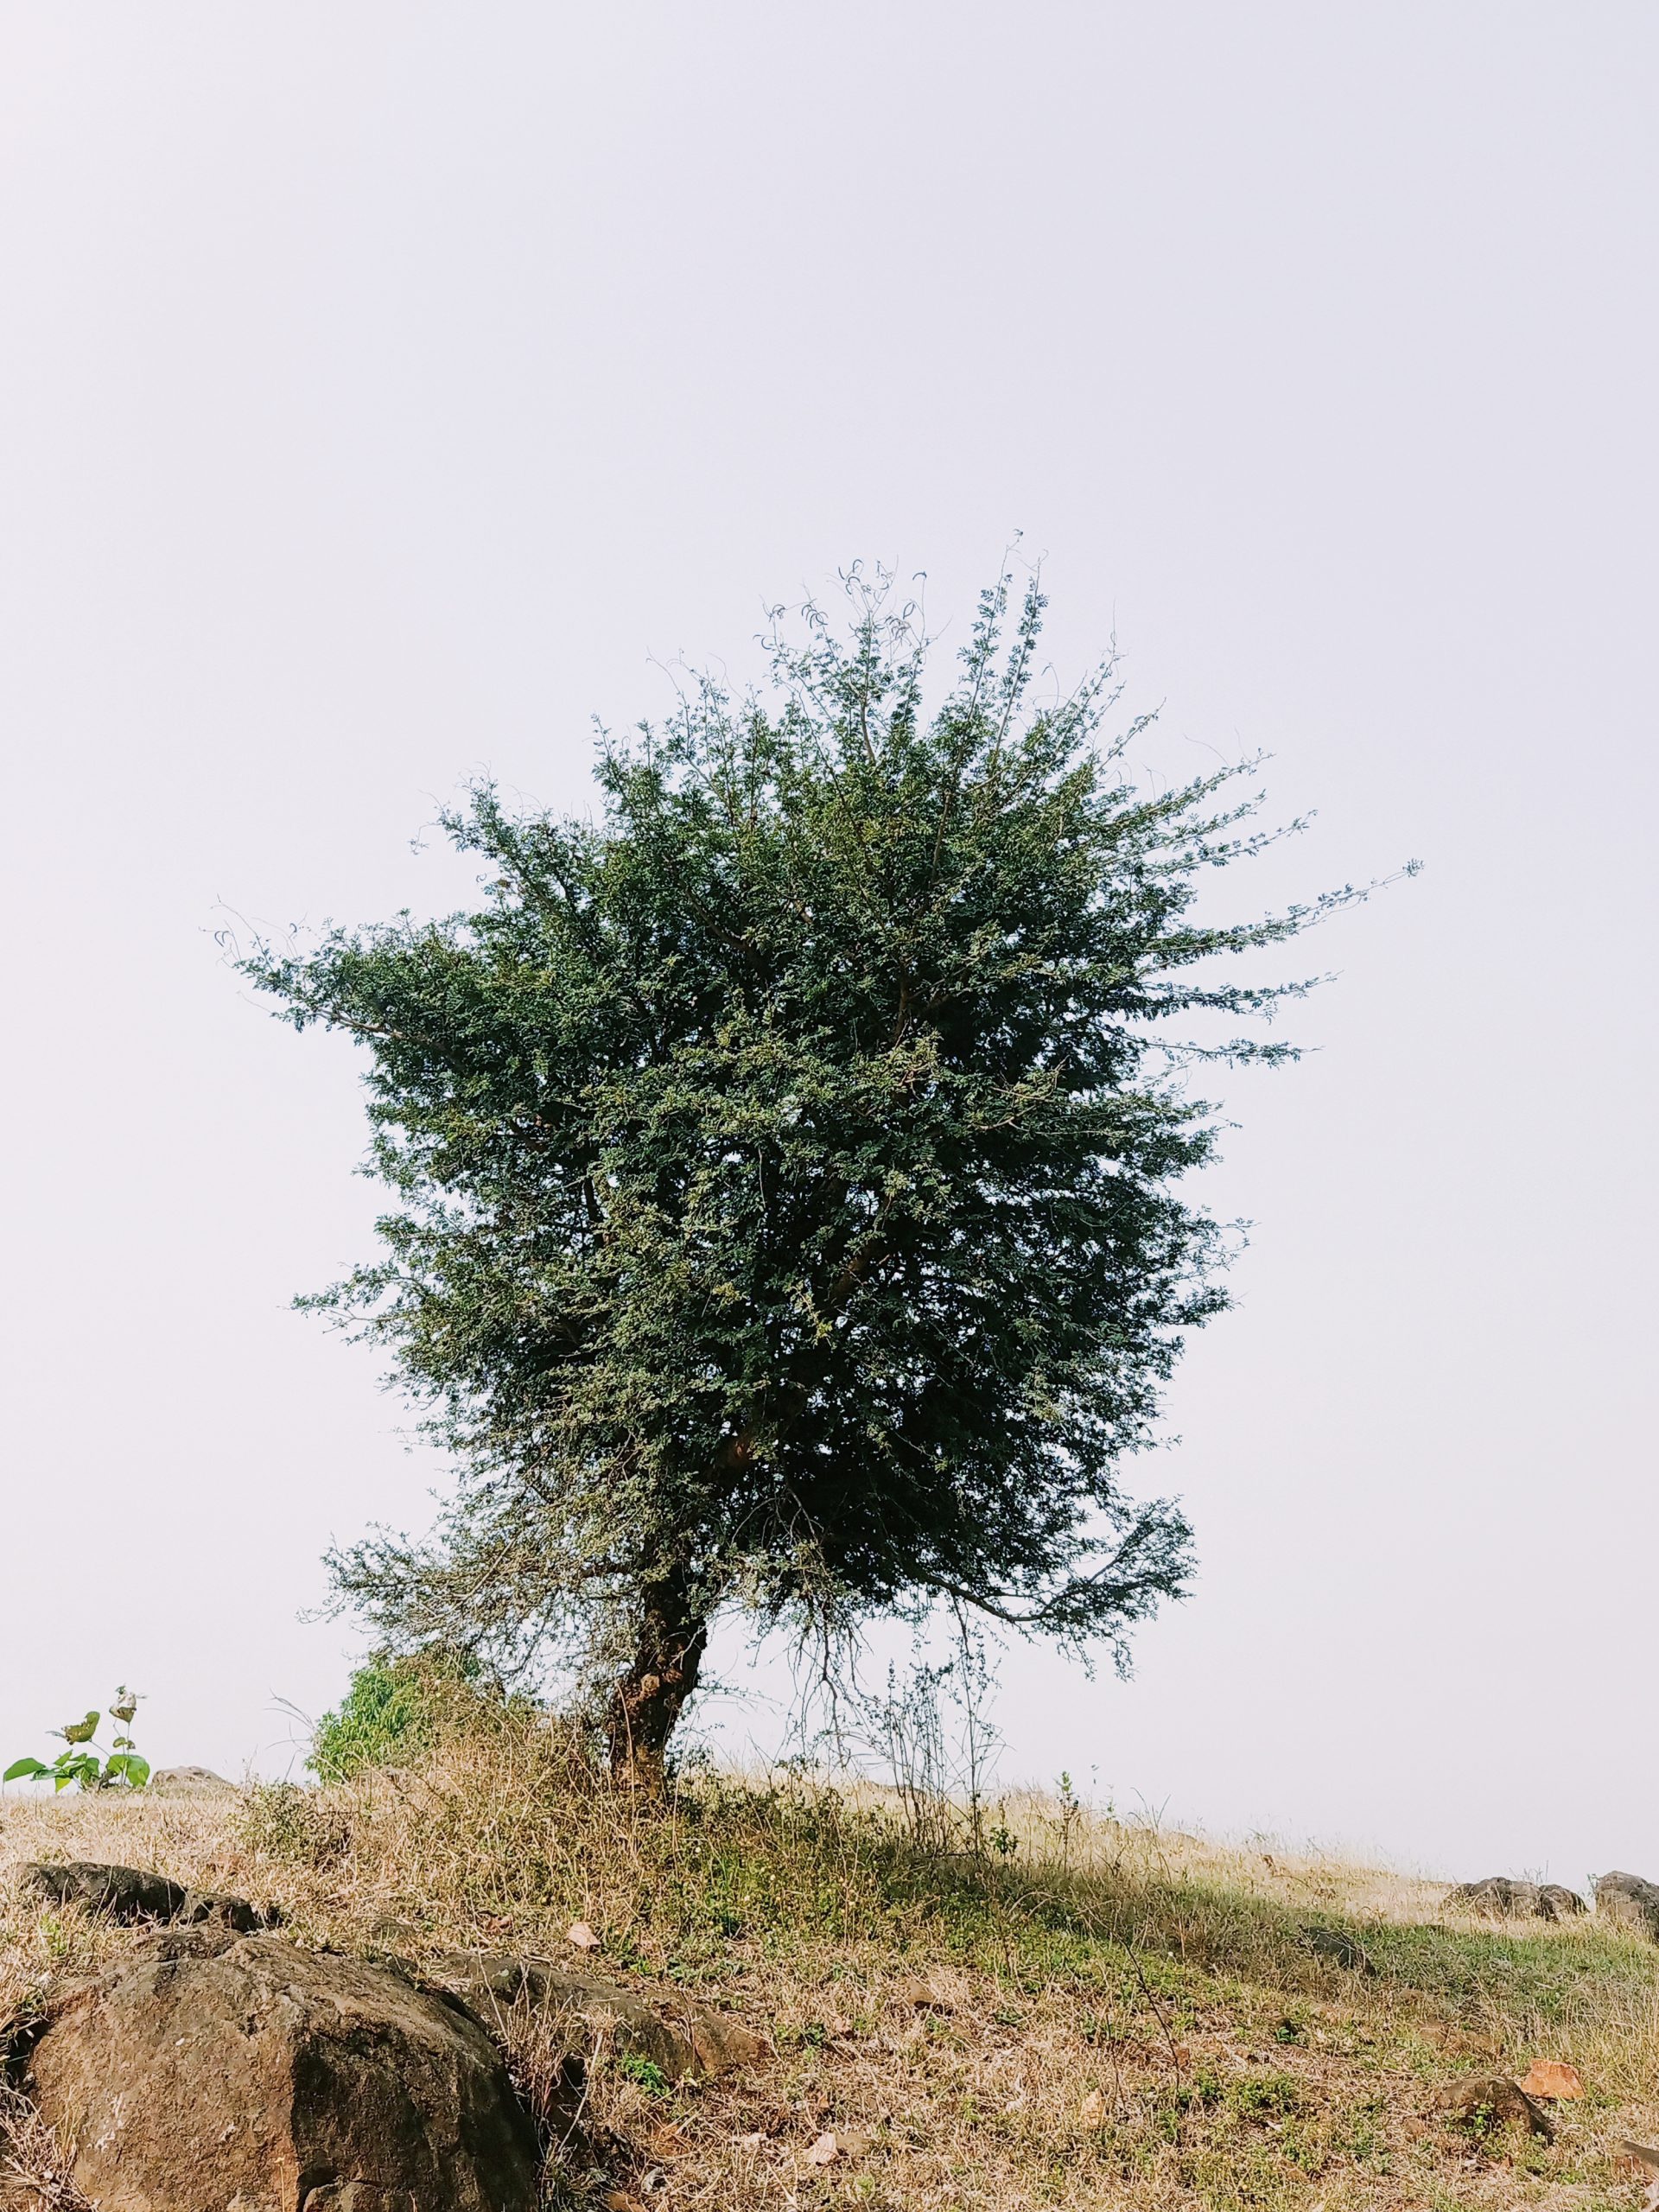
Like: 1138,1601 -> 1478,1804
23,1859 -> 274,1931
26,1929 -> 538,2212
429,1950 -> 767,2081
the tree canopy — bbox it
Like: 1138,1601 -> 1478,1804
245,569 -> 1357,1781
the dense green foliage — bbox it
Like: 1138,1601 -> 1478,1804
246,569 -> 1350,1751
308,1657 -> 444,1784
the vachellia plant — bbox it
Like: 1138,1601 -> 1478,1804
245,564 -> 1385,1788
4,1687 -> 149,1792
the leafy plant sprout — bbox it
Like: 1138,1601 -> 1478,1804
4,1688 -> 149,1792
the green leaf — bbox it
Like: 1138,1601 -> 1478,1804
59,1712 -> 100,1745
3,1757 -> 50,1782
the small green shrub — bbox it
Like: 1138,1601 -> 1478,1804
616,2052 -> 670,2094
1226,2070 -> 1305,2120
309,1656 -> 454,1783
4,1687 -> 149,1792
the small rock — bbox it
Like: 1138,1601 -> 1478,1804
1622,2143 -> 1659,2212
148,1765 -> 234,1796
683,2005 -> 768,2074
1518,2059 -> 1584,2100
179,1887 -> 278,1933
1435,2076 -> 1554,2139
1597,1871 -> 1659,1939
427,1952 -> 766,2082
1447,1877 -> 1544,1918
1541,1884 -> 1586,1916
1300,1925 -> 1370,1972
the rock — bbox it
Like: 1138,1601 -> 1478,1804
1597,1871 -> 1659,1939
149,1764 -> 235,1796
21,1859 -> 273,1933
1446,1876 -> 1584,1921
24,1929 -> 538,2212
178,1885 -> 278,1932
1435,2075 -> 1554,2139
1518,2058 -> 1585,2100
428,1951 -> 766,2082
1300,1925 -> 1371,1972
23,1862 -> 186,1923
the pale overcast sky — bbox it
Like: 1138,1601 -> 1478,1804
2,4 -> 1655,1883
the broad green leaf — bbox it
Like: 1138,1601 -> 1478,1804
3,1757 -> 50,1782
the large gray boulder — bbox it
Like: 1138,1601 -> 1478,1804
1446,1876 -> 1585,1921
1596,1869 -> 1659,1938
23,1928 -> 538,2212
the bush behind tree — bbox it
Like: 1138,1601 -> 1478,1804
308,1656 -> 451,1784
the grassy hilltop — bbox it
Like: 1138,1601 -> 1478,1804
3,1689 -> 1655,2211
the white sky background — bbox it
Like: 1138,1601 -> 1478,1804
1,3 -> 1654,1884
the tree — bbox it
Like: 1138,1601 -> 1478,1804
245,568 -> 1356,1786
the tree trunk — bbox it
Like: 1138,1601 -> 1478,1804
605,1573 -> 709,1790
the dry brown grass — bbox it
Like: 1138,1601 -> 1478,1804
0,2084 -> 93,2210
2,1704 -> 1656,2211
